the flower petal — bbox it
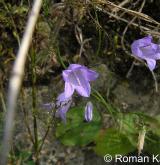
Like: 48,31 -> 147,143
68,69 -> 90,97
62,70 -> 72,82
55,93 -> 72,123
85,102 -> 93,122
68,64 -> 82,70
131,44 -> 143,58
64,82 -> 74,98
56,109 -> 66,122
56,92 -> 66,106
131,36 -> 152,59
136,36 -> 152,47
55,103 -> 71,123
75,80 -> 91,97
81,68 -> 99,81
140,43 -> 160,59
146,58 -> 156,71
154,52 -> 160,60
62,64 -> 98,97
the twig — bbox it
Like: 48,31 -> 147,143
98,0 -> 160,25
118,0 -> 141,18
121,0 -> 142,79
38,126 -> 50,153
20,98 -> 35,145
121,0 -> 146,56
111,0 -> 130,13
0,0 -> 42,164
75,25 -> 92,59
97,7 -> 160,37
126,61 -> 135,78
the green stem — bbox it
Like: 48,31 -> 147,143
38,126 -> 50,153
0,91 -> 6,112
92,88 -> 117,122
20,97 -> 34,144
31,47 -> 39,165
56,46 -> 66,69
151,71 -> 158,92
38,108 -> 58,153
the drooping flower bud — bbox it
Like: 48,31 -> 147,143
85,101 -> 93,122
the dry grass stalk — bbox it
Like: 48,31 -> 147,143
0,0 -> 42,164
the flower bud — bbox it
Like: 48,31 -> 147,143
85,101 -> 93,122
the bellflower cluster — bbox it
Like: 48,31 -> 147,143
43,64 -> 98,123
55,64 -> 99,123
131,35 -> 160,71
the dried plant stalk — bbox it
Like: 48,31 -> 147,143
0,0 -> 42,164
137,128 -> 146,156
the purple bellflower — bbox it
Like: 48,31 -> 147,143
62,64 -> 98,98
55,92 -> 72,123
43,92 -> 72,123
85,101 -> 93,122
131,35 -> 160,71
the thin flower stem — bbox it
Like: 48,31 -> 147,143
38,110 -> 57,153
151,71 -> 158,92
38,126 -> 50,153
20,100 -> 35,144
126,61 -> 135,78
31,47 -> 39,165
130,57 -> 158,92
92,88 -> 117,123
33,116 -> 39,165
56,46 -> 67,69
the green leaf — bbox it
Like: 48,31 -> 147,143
26,161 -> 35,165
19,151 -> 32,160
145,132 -> 160,155
56,106 -> 102,146
12,5 -> 28,14
134,112 -> 160,129
151,115 -> 160,136
116,113 -> 139,147
94,128 -> 135,156
117,113 -> 139,134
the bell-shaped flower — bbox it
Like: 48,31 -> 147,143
55,92 -> 72,123
62,64 -> 99,98
131,36 -> 160,71
43,92 -> 72,123
84,101 -> 93,122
